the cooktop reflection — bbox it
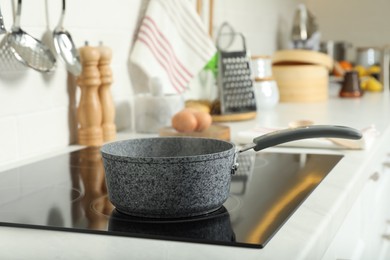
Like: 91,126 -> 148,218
0,147 -> 342,248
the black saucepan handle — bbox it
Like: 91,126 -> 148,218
250,125 -> 362,152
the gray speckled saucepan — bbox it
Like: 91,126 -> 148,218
101,125 -> 361,218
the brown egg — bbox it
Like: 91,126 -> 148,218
194,111 -> 212,132
171,109 -> 198,133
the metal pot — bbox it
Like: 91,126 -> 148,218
101,125 -> 361,218
356,47 -> 382,68
320,41 -> 352,61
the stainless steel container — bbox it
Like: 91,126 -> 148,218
320,41 -> 352,61
356,47 -> 381,67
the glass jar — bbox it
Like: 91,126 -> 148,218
251,56 -> 279,109
253,78 -> 279,109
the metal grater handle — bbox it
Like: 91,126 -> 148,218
216,22 -> 247,52
217,32 -> 247,52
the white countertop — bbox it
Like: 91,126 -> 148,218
1,86 -> 390,260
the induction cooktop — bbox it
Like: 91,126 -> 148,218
0,147 -> 342,248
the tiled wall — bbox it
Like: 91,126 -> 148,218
0,0 -> 299,166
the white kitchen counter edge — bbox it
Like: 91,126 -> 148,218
0,102 -> 389,259
0,133 -> 383,260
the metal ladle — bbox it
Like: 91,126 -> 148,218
52,0 -> 81,76
7,0 -> 56,72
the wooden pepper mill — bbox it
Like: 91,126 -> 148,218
76,44 -> 103,146
98,43 -> 116,141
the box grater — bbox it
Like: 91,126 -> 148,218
217,32 -> 256,114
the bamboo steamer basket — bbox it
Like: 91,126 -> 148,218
272,50 -> 333,102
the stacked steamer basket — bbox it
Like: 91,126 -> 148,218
272,50 -> 333,102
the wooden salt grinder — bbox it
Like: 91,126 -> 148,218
98,44 -> 116,141
76,45 -> 103,146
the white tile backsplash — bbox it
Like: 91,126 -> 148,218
0,116 -> 19,162
0,0 -> 300,166
17,107 -> 70,158
0,168 -> 21,205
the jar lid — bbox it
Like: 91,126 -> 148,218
272,49 -> 333,70
254,76 -> 274,82
251,56 -> 273,79
356,46 -> 382,51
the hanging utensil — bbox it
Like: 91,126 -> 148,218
0,5 -> 6,35
0,2 -> 26,72
52,0 -> 81,76
291,4 -> 318,49
6,0 -> 56,72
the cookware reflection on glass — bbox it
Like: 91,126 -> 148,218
230,150 -> 256,195
108,206 -> 236,243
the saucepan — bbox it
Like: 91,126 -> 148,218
101,125 -> 362,218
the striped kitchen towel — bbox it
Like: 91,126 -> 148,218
130,0 -> 216,94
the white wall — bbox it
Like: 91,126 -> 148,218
304,0 -> 390,62
213,0 -> 299,55
0,0 -> 299,166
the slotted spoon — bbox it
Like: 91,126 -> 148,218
7,0 -> 56,72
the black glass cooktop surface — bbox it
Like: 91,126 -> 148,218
0,147 -> 342,248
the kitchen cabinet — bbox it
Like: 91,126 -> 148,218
321,132 -> 390,260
